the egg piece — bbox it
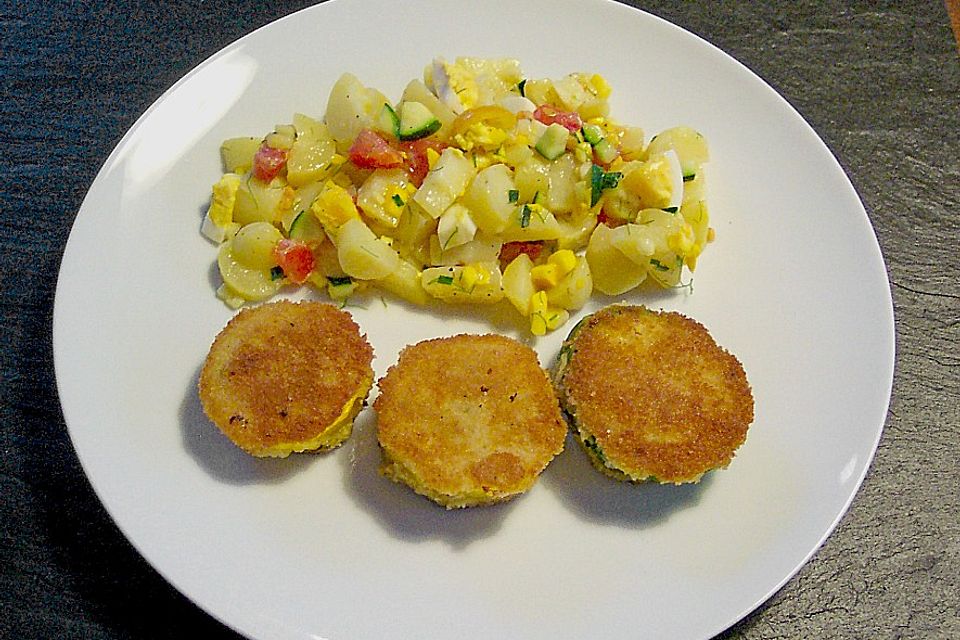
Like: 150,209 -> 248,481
499,95 -> 536,114
201,173 -> 242,243
621,149 -> 684,211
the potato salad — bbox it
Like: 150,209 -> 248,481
201,57 -> 713,335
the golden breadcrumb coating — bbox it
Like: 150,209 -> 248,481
554,305 -> 754,484
199,300 -> 374,457
374,334 -> 566,508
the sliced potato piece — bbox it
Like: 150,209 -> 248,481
585,224 -> 647,295
220,137 -> 261,174
217,240 -> 282,301
502,253 -> 535,316
335,218 -> 401,280
421,263 -> 504,303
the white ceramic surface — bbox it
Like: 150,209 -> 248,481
53,0 -> 895,638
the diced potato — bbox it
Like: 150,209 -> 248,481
647,252 -> 684,287
325,73 -> 391,148
545,153 -> 578,213
514,157 -> 550,204
460,164 -> 517,233
555,210 -> 598,250
393,205 -> 437,253
553,74 -> 592,112
522,78 -> 559,107
682,169 -> 707,205
421,263 -> 504,303
412,148 -> 475,219
586,224 -> 647,295
619,126 -> 646,161
546,255 -> 593,310
499,206 -> 562,243
357,169 -> 413,228
217,240 -> 282,301
233,176 -> 288,225
502,253 -> 535,315
429,235 -> 501,266
231,222 -> 282,270
681,199 -> 711,253
646,126 -> 709,176
311,237 -> 347,279
377,259 -> 428,305
220,137 -> 261,173
609,209 -> 684,267
335,218 -> 401,280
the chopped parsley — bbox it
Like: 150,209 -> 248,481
508,189 -> 519,204
269,266 -> 285,280
517,79 -> 527,97
391,193 -> 405,208
590,164 -> 623,207
433,274 -> 454,285
662,206 -> 679,213
326,276 -> 352,286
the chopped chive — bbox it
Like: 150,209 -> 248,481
391,193 -> 405,207
662,206 -> 679,213
683,173 -> 696,182
327,276 -> 352,286
517,79 -> 527,97
650,258 -> 669,272
508,189 -> 519,204
520,205 -> 532,228
434,275 -> 454,285
270,266 -> 285,280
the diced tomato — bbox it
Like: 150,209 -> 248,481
272,239 -> 315,285
252,144 -> 288,182
348,129 -> 405,169
399,137 -> 448,186
533,105 -> 582,133
499,241 -> 544,266
596,209 -> 610,225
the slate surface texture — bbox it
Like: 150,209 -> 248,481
2,1 -> 957,638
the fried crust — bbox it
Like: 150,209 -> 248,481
199,300 -> 374,457
555,305 -> 754,484
374,334 -> 566,508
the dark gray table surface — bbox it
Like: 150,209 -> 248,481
2,1 -> 958,638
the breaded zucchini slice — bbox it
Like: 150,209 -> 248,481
374,334 -> 566,508
554,305 -> 754,484
199,300 -> 374,457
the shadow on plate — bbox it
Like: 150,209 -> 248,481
341,410 -> 516,549
179,365 -> 315,485
541,432 -> 711,528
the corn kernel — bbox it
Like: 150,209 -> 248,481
531,264 -> 561,290
426,147 -> 442,169
208,173 -> 241,226
707,227 -> 716,243
530,313 -> 548,336
547,249 -> 578,275
460,264 -> 481,291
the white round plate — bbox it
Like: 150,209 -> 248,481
53,0 -> 895,638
